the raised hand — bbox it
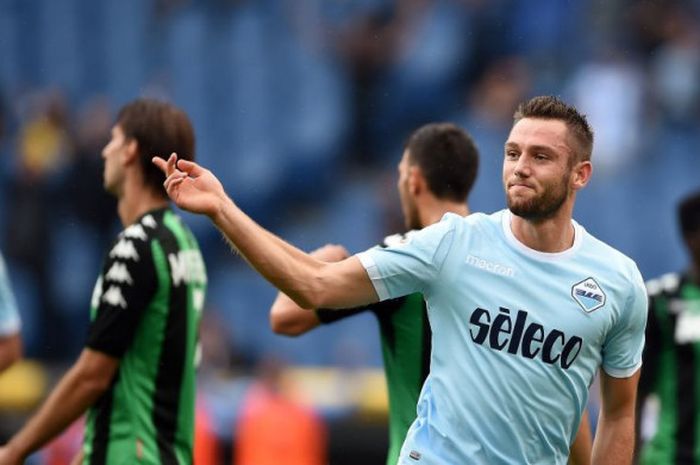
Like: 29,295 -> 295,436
152,154 -> 228,218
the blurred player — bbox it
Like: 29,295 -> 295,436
154,95 -> 644,464
637,190 -> 700,464
0,251 -> 21,373
0,99 -> 207,465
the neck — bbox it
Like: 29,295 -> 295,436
509,204 -> 575,253
419,198 -> 470,228
117,176 -> 168,227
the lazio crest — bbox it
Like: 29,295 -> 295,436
571,277 -> 606,313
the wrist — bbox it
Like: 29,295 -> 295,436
5,440 -> 27,463
209,194 -> 234,225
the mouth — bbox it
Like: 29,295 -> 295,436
508,183 -> 535,191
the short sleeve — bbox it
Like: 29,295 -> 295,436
356,213 -> 458,301
0,253 -> 20,336
86,235 -> 159,358
602,268 -> 648,378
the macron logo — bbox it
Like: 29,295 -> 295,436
466,255 -> 515,277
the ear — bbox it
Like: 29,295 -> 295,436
408,165 -> 424,195
571,160 -> 592,191
122,138 -> 139,165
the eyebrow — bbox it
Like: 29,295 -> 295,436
504,142 -> 559,155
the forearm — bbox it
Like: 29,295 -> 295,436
211,197 -> 325,307
5,364 -> 108,460
269,291 -> 321,336
569,410 -> 592,465
591,414 -> 634,465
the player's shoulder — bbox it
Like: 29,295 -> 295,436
450,210 -> 504,240
645,272 -> 682,298
580,227 -> 641,277
436,210 -> 497,234
382,230 -> 419,248
465,210 -> 503,228
106,209 -> 170,261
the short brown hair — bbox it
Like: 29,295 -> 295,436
116,99 -> 195,198
404,123 -> 479,202
513,96 -> 593,163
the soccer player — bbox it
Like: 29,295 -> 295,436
0,99 -> 207,465
637,190 -> 700,465
269,122 -> 592,465
270,122 -> 479,465
0,251 -> 21,373
154,95 -> 646,465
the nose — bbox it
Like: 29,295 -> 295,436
513,155 -> 531,178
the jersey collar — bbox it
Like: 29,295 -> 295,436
500,209 -> 583,262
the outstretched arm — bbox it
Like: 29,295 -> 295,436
591,370 -> 640,465
0,349 -> 118,465
153,155 -> 378,309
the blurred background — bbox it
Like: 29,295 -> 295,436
0,0 -> 698,463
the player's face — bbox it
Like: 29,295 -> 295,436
397,150 -> 420,230
503,118 -> 575,221
102,124 -> 128,196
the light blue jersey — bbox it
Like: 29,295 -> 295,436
357,210 -> 647,465
0,252 -> 20,337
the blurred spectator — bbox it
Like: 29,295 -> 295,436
566,53 -> 645,175
454,56 -> 531,214
235,357 -> 326,465
194,395 -> 222,465
648,6 -> 700,125
16,91 -> 72,179
45,96 -> 116,357
368,0 -> 475,155
61,96 -> 116,242
3,90 -> 74,359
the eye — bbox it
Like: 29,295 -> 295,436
534,153 -> 548,161
505,150 -> 519,160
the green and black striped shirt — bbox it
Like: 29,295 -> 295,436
640,272 -> 700,465
316,232 -> 430,465
83,208 -> 206,465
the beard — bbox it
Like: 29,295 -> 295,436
506,175 -> 570,221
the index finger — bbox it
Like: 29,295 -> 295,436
152,153 -> 178,176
